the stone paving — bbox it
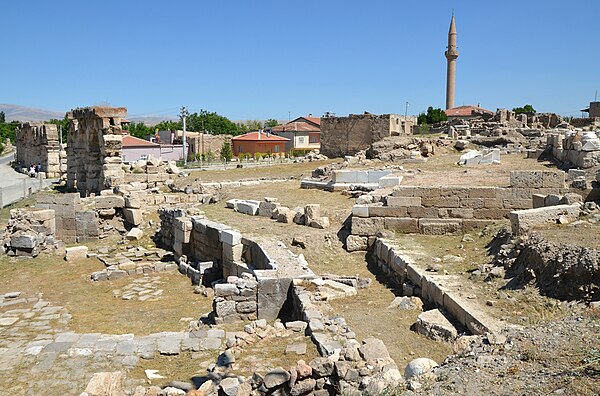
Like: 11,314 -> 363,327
0,289 -> 225,395
112,276 -> 165,301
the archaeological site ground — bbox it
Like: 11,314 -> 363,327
2,106 -> 600,396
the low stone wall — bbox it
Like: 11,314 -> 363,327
158,208 -> 315,322
349,170 -> 568,242
36,193 -> 98,243
227,198 -> 330,229
371,238 -> 502,335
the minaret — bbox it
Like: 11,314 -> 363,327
445,14 -> 459,110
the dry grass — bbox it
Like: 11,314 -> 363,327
0,253 -> 212,335
534,221 -> 600,250
185,159 -> 339,183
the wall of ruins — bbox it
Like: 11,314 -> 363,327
158,208 -> 314,322
36,193 -> 99,243
547,131 -> 600,168
350,170 -> 568,241
15,122 -> 65,178
67,107 -> 127,195
320,114 -> 415,158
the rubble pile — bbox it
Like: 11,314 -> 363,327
1,208 -> 58,257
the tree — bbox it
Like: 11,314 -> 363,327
265,119 -> 279,128
125,121 -> 152,139
186,110 -> 239,135
220,141 -> 233,162
417,106 -> 448,125
154,120 -> 182,131
512,104 -> 536,115
0,111 -> 5,124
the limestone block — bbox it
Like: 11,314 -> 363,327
352,205 -> 370,218
369,206 -> 408,218
84,371 -> 124,396
384,217 -> 419,233
387,196 -> 421,207
419,219 -> 461,235
258,201 -> 280,218
65,246 -> 89,262
124,196 -> 141,209
236,200 -> 260,216
509,204 -> 580,235
10,233 -> 39,249
304,204 -> 321,223
277,207 -> 295,223
351,217 -> 384,236
122,208 -> 143,226
309,217 -> 330,229
346,235 -> 368,252
223,244 -> 243,262
378,176 -> 403,188
29,209 -> 55,222
126,228 -> 144,241
220,230 -> 242,246
95,195 -> 125,209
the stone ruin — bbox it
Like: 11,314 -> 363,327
66,107 -> 128,195
1,208 -> 58,257
15,122 -> 66,178
546,130 -> 600,168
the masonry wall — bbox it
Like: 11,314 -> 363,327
15,123 -> 65,178
320,114 -> 414,157
67,107 -> 127,195
351,170 -> 568,238
36,193 -> 99,243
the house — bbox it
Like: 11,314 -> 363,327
231,131 -> 289,157
445,105 -> 494,120
155,130 -> 233,159
122,135 -> 183,162
271,116 -> 321,153
581,102 -> 600,118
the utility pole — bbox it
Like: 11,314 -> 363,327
59,126 -> 63,149
180,106 -> 189,165
405,101 -> 409,118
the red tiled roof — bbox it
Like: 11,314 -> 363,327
232,131 -> 289,142
304,117 -> 321,126
123,135 -> 159,147
445,105 -> 494,117
271,121 -> 320,133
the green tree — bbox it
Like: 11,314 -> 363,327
265,118 -> 279,128
220,141 -> 233,162
0,111 -> 5,124
154,120 -> 182,131
417,106 -> 448,125
125,121 -> 152,139
512,104 -> 536,115
186,110 -> 239,135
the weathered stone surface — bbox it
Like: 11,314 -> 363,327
509,204 -> 580,235
65,245 -> 89,262
84,371 -> 124,396
10,232 -> 39,249
126,228 -> 144,241
308,217 -> 330,229
359,337 -> 390,360
263,367 -> 291,388
309,357 -> 334,378
415,309 -> 458,341
346,235 -> 368,252
389,296 -> 423,310
123,208 -> 143,226
404,358 -> 438,379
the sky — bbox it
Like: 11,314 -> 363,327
1,0 -> 599,121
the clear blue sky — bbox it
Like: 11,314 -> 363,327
2,0 -> 599,120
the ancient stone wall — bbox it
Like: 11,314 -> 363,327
15,122 -> 65,178
547,131 -> 600,168
36,193 -> 98,243
67,107 -> 127,195
1,208 -> 57,257
349,170 -> 568,242
320,114 -> 415,158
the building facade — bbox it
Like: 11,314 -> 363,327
271,116 -> 321,153
231,131 -> 289,157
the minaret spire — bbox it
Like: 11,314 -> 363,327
445,14 -> 459,110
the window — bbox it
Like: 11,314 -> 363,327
298,137 -> 305,144
274,145 -> 280,153
237,145 -> 242,153
310,136 -> 319,144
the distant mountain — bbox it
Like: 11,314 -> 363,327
0,104 -> 64,122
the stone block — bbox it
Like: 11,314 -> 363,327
407,206 -> 440,218
378,176 -> 403,188
122,208 -> 143,226
447,208 -> 474,219
258,201 -> 280,218
223,244 -> 243,262
384,217 -> 419,233
29,209 -> 55,222
10,233 -> 39,249
352,205 -> 370,218
126,228 -> 143,241
304,204 -> 321,222
65,245 -> 89,261
236,200 -> 260,216
473,208 -> 511,219
387,196 -> 421,207
95,195 -> 125,209
309,217 -> 330,229
346,235 -> 368,252
419,219 -> 461,235
368,206 -> 408,218
351,217 -> 384,236
220,230 -> 242,246
415,309 -> 458,341
509,204 -> 580,235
